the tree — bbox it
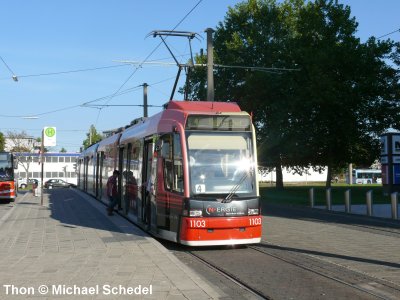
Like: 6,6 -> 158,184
60,147 -> 67,153
289,0 -> 400,186
186,0 -> 308,188
6,130 -> 38,152
6,131 -> 40,181
82,125 -> 103,150
0,132 -> 4,151
184,0 -> 400,188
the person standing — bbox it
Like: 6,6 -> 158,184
106,170 -> 120,216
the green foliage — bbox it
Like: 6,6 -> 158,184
82,125 -> 103,150
60,147 -> 67,153
0,132 -> 4,151
184,0 -> 400,188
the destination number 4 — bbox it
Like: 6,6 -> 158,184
249,217 -> 262,226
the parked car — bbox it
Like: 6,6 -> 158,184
44,179 -> 75,189
18,178 -> 39,189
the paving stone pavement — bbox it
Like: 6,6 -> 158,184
264,205 -> 400,289
0,190 -> 222,300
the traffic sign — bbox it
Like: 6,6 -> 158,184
43,126 -> 56,147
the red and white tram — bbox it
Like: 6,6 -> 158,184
78,101 -> 262,246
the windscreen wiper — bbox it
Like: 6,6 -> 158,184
223,171 -> 250,203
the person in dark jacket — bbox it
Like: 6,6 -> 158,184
106,170 -> 120,216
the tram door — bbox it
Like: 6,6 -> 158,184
142,139 -> 155,227
98,152 -> 104,200
95,152 -> 100,199
118,147 -> 124,210
84,157 -> 89,192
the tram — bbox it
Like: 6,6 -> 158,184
78,101 -> 262,246
0,152 -> 17,202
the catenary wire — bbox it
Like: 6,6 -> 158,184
0,56 -> 16,75
14,64 -> 130,79
94,0 -> 204,125
0,55 -> 190,81
377,27 -> 400,39
0,76 -> 175,118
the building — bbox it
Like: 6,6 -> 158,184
258,166 -> 327,183
4,136 -> 39,152
14,152 -> 80,185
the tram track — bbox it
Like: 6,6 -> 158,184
178,242 -> 400,300
250,242 -> 400,300
187,249 -> 270,300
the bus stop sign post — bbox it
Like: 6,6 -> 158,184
41,127 -> 57,206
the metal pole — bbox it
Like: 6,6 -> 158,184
205,28 -> 214,102
40,130 -> 44,206
309,188 -> 314,208
143,83 -> 148,118
391,192 -> 398,219
345,189 -> 351,213
349,163 -> 353,184
326,188 -> 331,210
366,190 -> 373,216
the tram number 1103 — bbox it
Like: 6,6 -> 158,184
189,219 -> 206,228
249,217 -> 262,226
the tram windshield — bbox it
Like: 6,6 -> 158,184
0,153 -> 14,182
187,132 -> 256,197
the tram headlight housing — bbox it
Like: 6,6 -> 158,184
189,209 -> 203,217
248,208 -> 259,215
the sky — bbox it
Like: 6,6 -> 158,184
1,0 -> 399,153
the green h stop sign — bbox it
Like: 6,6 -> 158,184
45,127 -> 56,137
43,126 -> 56,146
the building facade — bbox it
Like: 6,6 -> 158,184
15,152 -> 80,185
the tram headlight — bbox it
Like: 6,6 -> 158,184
189,209 -> 203,217
248,208 -> 259,215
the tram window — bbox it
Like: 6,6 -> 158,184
164,160 -> 173,190
161,136 -> 172,159
161,133 -> 183,193
162,136 -> 173,190
173,133 -> 183,193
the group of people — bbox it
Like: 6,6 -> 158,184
106,169 -> 151,216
